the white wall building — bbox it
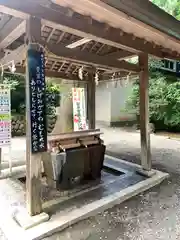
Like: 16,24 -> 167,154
96,81 -> 136,127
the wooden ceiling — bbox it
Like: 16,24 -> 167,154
0,0 -> 179,81
53,0 -> 180,55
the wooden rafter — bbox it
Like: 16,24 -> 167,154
96,44 -> 105,55
0,14 -> 11,30
0,44 -> 26,66
56,31 -> 65,44
0,0 -> 178,59
49,55 -> 118,72
54,0 -> 180,56
46,27 -> 55,42
44,41 -> 139,72
89,42 -> 99,53
0,17 -> 25,49
65,63 -> 73,73
81,41 -> 91,51
72,66 -> 79,74
93,0 -> 180,40
15,66 -> 83,81
3,42 -> 138,74
50,61 -> 57,70
106,50 -> 135,60
58,61 -> 67,72
102,71 -> 137,81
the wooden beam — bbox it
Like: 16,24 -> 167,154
56,32 -> 65,44
106,50 -> 135,60
66,38 -> 91,49
0,0 -> 178,59
65,63 -> 73,74
53,58 -> 109,72
25,16 -> 42,216
139,53 -> 151,171
44,42 -> 139,72
0,45 -> 26,66
87,72 -> 96,129
58,61 -> 67,72
4,46 -> 136,79
97,0 -> 180,41
50,61 -> 57,70
4,40 -> 139,72
0,17 -> 25,49
46,28 -> 55,43
0,14 -> 11,31
15,66 -> 82,81
26,15 -> 41,43
102,71 -> 138,81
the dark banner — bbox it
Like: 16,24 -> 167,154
27,49 -> 47,153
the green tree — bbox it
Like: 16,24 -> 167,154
126,1 -> 180,130
151,0 -> 180,19
126,70 -> 180,131
2,73 -> 60,115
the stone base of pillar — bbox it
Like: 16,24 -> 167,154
136,167 -> 156,177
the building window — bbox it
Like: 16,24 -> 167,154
161,59 -> 176,72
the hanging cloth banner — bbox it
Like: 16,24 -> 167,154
27,49 -> 47,153
72,88 -> 87,131
0,84 -> 11,147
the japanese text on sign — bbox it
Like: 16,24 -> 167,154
0,85 -> 11,147
72,88 -> 87,131
28,49 -> 47,153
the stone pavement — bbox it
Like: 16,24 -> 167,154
1,128 -> 180,239
1,137 -> 26,168
45,127 -> 180,240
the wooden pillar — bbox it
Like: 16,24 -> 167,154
26,16 -> 42,216
87,72 -> 96,129
139,53 -> 151,171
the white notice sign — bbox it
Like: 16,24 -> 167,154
72,88 -> 87,131
0,85 -> 11,146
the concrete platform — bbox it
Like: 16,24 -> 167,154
0,155 -> 169,240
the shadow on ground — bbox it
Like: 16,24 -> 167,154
44,135 -> 180,240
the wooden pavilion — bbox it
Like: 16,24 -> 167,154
0,0 -> 179,216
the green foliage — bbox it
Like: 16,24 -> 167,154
46,82 -> 61,115
126,68 -> 180,130
2,73 -> 60,115
2,73 -> 26,114
151,0 -> 180,19
174,1 -> 180,19
127,0 -> 180,130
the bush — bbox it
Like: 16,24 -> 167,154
2,73 -> 60,115
1,73 -> 61,136
126,71 -> 180,131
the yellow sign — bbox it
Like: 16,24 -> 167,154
0,114 -> 11,120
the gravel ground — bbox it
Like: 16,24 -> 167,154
44,127 -> 180,240
1,128 -> 180,240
